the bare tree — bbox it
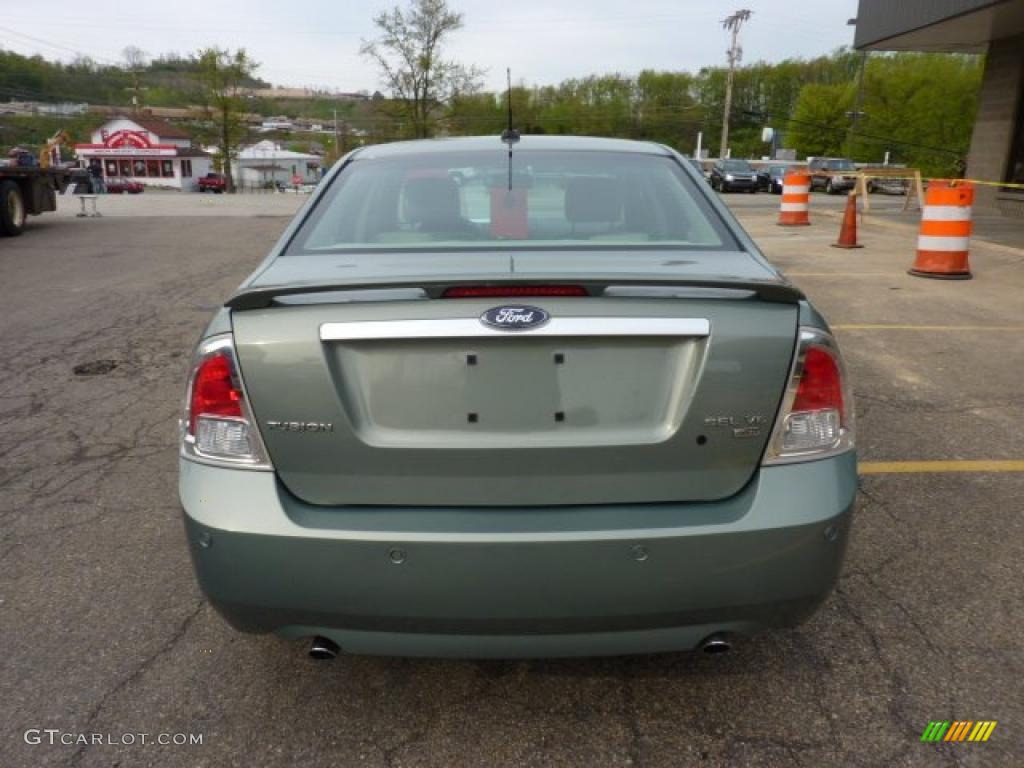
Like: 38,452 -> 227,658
360,0 -> 483,138
191,48 -> 258,193
122,46 -> 148,70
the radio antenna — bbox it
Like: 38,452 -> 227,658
500,68 -> 519,190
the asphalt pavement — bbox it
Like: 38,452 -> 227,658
1,192 -> 1021,768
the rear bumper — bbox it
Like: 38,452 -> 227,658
180,453 -> 856,657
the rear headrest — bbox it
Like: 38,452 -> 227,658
564,177 -> 623,224
404,176 -> 461,224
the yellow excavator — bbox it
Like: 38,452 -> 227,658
38,129 -> 70,170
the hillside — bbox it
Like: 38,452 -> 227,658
0,47 -> 984,175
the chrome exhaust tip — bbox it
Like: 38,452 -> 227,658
700,634 -> 732,655
309,636 -> 340,660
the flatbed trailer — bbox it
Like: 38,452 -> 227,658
0,165 -> 72,236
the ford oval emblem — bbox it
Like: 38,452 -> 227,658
480,305 -> 550,331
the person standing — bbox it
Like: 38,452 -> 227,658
89,159 -> 106,194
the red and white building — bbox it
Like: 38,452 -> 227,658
75,116 -> 212,191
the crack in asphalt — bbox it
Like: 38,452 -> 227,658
3,215 -> 1021,766
66,601 -> 204,768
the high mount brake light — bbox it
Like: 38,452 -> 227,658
763,328 -> 855,464
180,335 -> 272,469
442,285 -> 588,298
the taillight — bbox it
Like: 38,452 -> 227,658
442,285 -> 588,298
180,335 -> 271,469
189,352 -> 242,433
763,328 -> 854,464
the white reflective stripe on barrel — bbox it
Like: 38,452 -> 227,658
780,202 -> 808,212
782,184 -> 810,195
916,235 -> 971,251
922,205 -> 973,221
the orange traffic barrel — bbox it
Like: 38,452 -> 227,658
778,172 -> 811,226
908,182 -> 973,279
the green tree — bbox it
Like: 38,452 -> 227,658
634,70 -> 702,150
360,0 -> 483,138
851,53 -> 981,175
190,48 -> 259,192
787,83 -> 854,158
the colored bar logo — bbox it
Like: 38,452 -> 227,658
921,721 -> 997,742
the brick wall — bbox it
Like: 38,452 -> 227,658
966,34 -> 1024,214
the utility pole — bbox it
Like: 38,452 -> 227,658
844,51 -> 868,157
333,108 -> 340,159
125,70 -> 148,115
845,18 -> 868,158
719,9 -> 751,160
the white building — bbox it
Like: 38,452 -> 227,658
259,117 -> 294,132
234,140 -> 321,188
74,116 -> 212,191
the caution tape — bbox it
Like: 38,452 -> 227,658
850,171 -> 1024,190
927,177 -> 1024,190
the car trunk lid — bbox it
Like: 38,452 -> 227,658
231,251 -> 799,506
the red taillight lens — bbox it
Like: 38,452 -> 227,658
188,351 -> 242,434
791,345 -> 844,419
442,285 -> 588,298
181,336 -> 270,468
764,329 -> 854,464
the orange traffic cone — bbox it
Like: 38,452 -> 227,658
831,193 -> 863,249
908,182 -> 973,279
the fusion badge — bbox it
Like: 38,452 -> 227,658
266,421 -> 334,433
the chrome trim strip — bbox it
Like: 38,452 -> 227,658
320,317 -> 711,341
603,286 -> 755,300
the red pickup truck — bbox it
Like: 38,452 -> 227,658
197,172 -> 228,193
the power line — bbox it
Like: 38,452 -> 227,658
743,108 -> 964,157
0,25 -> 122,67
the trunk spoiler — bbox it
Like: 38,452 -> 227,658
226,276 -> 803,310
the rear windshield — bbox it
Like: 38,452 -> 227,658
825,159 -> 855,171
286,150 -> 735,254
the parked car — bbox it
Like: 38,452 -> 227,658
105,177 -> 144,194
198,172 -> 228,193
709,159 -> 758,193
865,175 -> 908,195
179,135 -> 856,660
757,165 -> 789,194
808,157 -> 858,194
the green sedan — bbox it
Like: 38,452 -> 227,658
179,135 -> 856,659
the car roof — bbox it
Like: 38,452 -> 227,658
352,135 -> 675,160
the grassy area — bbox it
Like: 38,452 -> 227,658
0,114 -> 99,155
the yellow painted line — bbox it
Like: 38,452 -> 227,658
859,460 -> 1024,475
833,324 -> 1024,332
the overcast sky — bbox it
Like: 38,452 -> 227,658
0,1 -> 859,93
